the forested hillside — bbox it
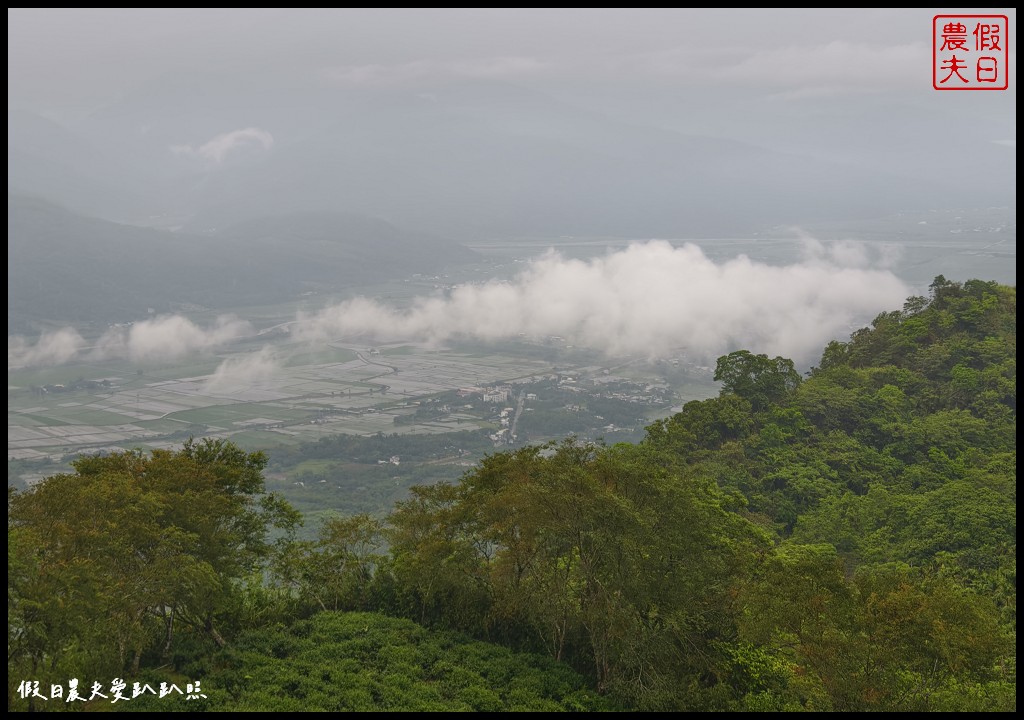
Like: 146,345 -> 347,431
8,276 -> 1015,711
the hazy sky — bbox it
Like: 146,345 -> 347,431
8,9 -> 1015,213
9,8 -> 1016,127
7,9 -> 1016,237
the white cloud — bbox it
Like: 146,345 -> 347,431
8,314 -> 252,369
171,127 -> 274,164
294,239 -> 909,364
93,314 -> 252,362
203,347 -> 279,393
8,328 -> 86,369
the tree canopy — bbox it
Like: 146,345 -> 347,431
8,438 -> 299,708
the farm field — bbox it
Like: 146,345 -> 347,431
8,340 -> 559,462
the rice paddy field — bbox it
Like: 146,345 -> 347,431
8,340 -> 557,462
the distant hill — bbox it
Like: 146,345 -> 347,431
7,196 -> 474,331
7,109 -> 160,221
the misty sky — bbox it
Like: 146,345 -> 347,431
8,9 -> 1015,216
9,8 -> 1015,148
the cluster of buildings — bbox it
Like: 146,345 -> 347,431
458,384 -> 513,404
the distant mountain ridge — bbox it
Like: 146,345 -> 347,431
7,195 -> 474,332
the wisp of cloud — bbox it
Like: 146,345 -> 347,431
203,347 -> 280,393
171,127 -> 274,165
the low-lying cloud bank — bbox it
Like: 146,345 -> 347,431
294,239 -> 909,364
8,314 -> 251,369
9,239 -> 910,371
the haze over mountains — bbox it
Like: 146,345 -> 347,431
8,196 -> 472,332
8,77 -> 1014,240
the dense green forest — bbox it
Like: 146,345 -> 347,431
8,277 -> 1015,711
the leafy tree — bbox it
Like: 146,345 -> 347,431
280,514 -> 386,613
387,438 -> 769,707
738,548 -> 1009,711
714,350 -> 801,411
8,439 -> 299,703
